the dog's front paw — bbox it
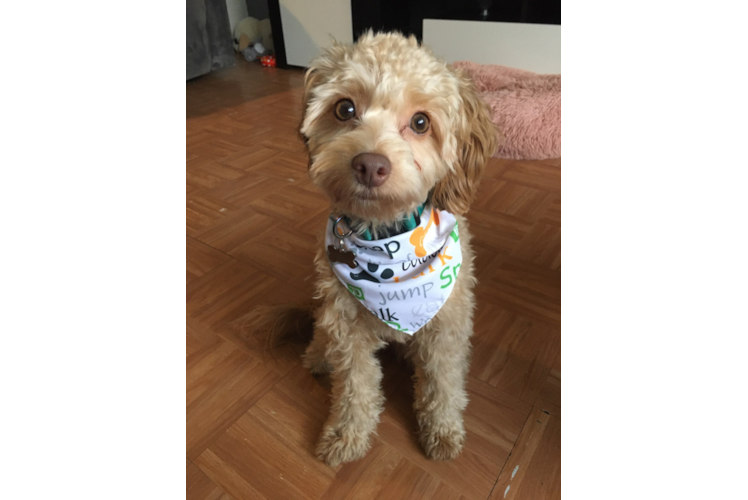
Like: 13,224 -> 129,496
420,424 -> 465,460
316,425 -> 371,466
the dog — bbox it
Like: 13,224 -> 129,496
299,32 -> 497,466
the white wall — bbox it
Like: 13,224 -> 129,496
279,0 -> 353,67
225,0 -> 249,34
423,19 -> 561,74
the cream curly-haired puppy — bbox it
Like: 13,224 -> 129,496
300,32 -> 496,466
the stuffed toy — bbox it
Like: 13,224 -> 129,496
233,17 -> 260,52
233,17 -> 273,55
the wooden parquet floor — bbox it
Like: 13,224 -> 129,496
187,56 -> 561,500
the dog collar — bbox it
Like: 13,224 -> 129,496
326,204 -> 462,334
341,203 -> 426,241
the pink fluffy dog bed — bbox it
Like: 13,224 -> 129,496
453,61 -> 560,160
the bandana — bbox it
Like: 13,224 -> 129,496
325,204 -> 463,334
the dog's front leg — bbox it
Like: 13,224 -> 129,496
412,327 -> 471,460
302,326 -> 332,374
316,327 -> 385,465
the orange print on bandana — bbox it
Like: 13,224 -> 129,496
410,208 -> 439,257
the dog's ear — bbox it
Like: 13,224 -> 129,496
431,73 -> 497,215
302,67 -> 322,111
299,65 -> 326,151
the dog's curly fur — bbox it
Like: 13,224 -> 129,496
299,32 -> 497,466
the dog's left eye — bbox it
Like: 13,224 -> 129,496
410,113 -> 430,134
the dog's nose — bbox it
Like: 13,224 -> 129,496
351,153 -> 391,188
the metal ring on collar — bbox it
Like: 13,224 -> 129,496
332,215 -> 353,239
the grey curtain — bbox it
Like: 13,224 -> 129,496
186,0 -> 235,80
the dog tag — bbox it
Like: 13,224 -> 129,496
327,244 -> 357,268
328,216 -> 357,268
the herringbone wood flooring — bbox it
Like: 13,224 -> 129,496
187,56 -> 561,500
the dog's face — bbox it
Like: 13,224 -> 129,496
301,32 -> 497,224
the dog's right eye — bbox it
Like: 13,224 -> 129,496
334,99 -> 356,121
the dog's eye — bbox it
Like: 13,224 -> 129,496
410,112 -> 430,134
334,99 -> 356,121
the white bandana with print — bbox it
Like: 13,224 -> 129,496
326,205 -> 463,334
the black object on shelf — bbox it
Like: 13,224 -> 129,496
352,0 -> 560,42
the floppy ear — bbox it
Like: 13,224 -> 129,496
299,67 -> 322,150
299,40 -> 347,146
431,73 -> 498,215
301,67 -> 322,111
